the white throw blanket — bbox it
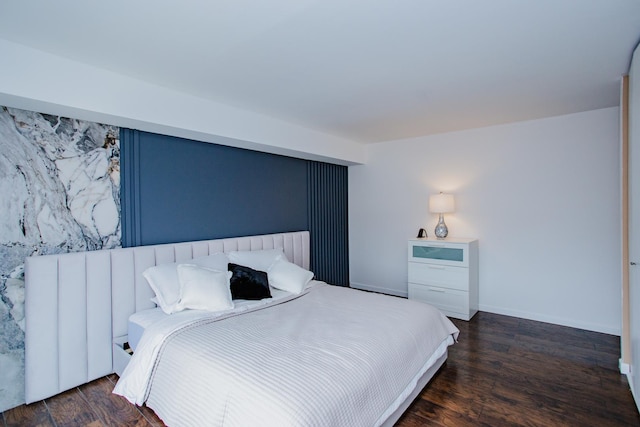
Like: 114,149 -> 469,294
114,283 -> 459,427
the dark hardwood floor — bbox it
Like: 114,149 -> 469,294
3,312 -> 639,426
396,312 -> 640,427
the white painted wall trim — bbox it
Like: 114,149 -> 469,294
628,369 -> 640,414
353,280 -> 620,335
620,359 -> 631,375
478,303 -> 620,336
350,281 -> 408,298
0,39 -> 366,165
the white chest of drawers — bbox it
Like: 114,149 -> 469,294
408,238 -> 478,320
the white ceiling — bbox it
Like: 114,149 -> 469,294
0,0 -> 639,143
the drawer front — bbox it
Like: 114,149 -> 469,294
408,283 -> 469,316
408,262 -> 469,291
408,241 -> 469,267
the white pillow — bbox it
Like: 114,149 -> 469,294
228,248 -> 287,272
176,264 -> 234,312
268,258 -> 314,294
143,252 -> 230,314
143,263 -> 182,314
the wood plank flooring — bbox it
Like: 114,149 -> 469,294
396,312 -> 640,426
3,312 -> 639,426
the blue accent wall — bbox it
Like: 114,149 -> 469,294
121,130 -> 307,246
120,129 -> 349,286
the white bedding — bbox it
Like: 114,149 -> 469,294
127,288 -> 296,352
128,308 -> 167,352
114,282 -> 459,427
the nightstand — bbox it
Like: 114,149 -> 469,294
408,238 -> 478,320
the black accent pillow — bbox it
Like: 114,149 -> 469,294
228,263 -> 272,300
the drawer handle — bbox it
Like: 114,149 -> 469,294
428,265 -> 446,270
427,288 -> 446,293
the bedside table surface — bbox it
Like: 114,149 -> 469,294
409,237 -> 478,244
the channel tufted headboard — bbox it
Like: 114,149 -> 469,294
24,230 -> 310,403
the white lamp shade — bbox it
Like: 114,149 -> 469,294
429,193 -> 455,213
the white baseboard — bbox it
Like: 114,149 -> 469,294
350,281 -> 407,298
628,369 -> 640,414
620,359 -> 631,375
478,303 -> 621,336
350,284 -> 620,336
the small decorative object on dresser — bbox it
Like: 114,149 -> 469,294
408,237 -> 478,320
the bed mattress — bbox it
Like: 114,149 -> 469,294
127,288 -> 296,352
115,282 -> 459,427
128,308 -> 168,352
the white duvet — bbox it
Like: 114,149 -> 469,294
114,282 -> 459,427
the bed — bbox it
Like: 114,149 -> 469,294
24,230 -> 459,426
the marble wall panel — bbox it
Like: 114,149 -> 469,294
0,106 -> 120,411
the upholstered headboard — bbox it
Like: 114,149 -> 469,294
24,230 -> 310,403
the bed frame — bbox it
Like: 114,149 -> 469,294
24,229 -> 446,426
24,231 -> 310,404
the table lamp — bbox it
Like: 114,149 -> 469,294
429,192 -> 454,239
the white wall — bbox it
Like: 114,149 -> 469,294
627,41 -> 640,406
349,107 -> 621,334
0,39 -> 365,166
0,38 -> 622,335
